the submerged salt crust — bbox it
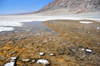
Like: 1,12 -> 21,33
4,62 -> 15,66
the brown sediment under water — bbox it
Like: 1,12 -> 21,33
0,20 -> 100,66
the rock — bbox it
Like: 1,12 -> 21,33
65,48 -> 73,55
65,56 -> 77,63
88,57 -> 91,60
53,39 -> 56,41
9,51 -> 18,56
71,49 -> 77,53
34,34 -> 38,37
39,52 -> 45,56
50,53 -> 55,56
22,37 -> 26,39
37,59 -> 50,65
7,49 -> 10,51
32,60 -> 35,63
48,39 -> 52,41
43,39 -> 48,43
0,56 -> 7,61
0,39 -> 5,41
18,55 -> 28,60
24,43 -> 34,48
18,45 -> 24,49
0,49 -> 3,52
81,48 -> 85,51
85,49 -> 92,53
57,47 -> 65,55
88,31 -> 90,33
77,55 -> 84,60
57,34 -> 61,37
22,59 -> 30,62
14,31 -> 18,33
81,62 -> 86,66
11,57 -> 17,60
97,27 -> 99,29
97,43 -> 100,45
5,58 -> 11,62
8,41 -> 13,44
10,60 -> 15,62
37,33 -> 40,35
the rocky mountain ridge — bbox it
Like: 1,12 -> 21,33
38,0 -> 100,14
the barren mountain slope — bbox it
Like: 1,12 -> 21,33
38,0 -> 100,14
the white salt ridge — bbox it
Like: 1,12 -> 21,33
0,27 -> 14,32
86,49 -> 92,52
4,62 -> 15,66
37,59 -> 49,65
39,52 -> 44,56
79,21 -> 93,24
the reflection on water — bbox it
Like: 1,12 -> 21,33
0,21 -> 55,39
43,20 -> 100,54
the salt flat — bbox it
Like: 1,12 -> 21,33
0,14 -> 100,32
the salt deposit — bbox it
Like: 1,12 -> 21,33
0,27 -> 14,32
86,49 -> 92,52
37,59 -> 49,65
39,52 -> 44,56
79,21 -> 93,24
4,62 -> 15,66
0,14 -> 100,32
97,27 -> 99,29
81,48 -> 85,51
11,57 -> 17,60
50,53 -> 55,56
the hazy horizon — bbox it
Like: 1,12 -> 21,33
0,0 -> 53,15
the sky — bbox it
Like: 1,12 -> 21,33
0,0 -> 53,15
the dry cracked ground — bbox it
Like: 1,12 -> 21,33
0,20 -> 100,66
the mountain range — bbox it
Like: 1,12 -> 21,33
37,0 -> 100,15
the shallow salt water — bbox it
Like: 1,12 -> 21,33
0,20 -> 100,66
